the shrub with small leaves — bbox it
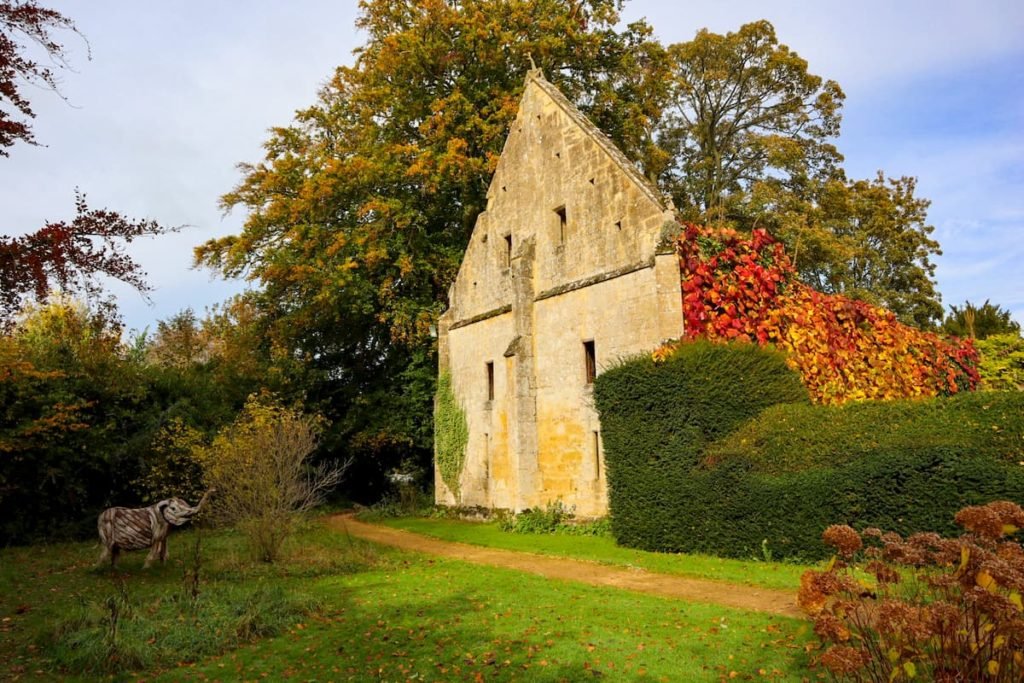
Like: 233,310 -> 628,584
193,394 -> 350,562
977,333 -> 1024,392
497,502 -> 611,536
134,418 -> 206,504
799,501 -> 1024,682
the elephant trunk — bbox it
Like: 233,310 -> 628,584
187,489 -> 214,516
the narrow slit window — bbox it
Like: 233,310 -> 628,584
583,340 -> 596,384
486,361 -> 495,401
555,206 -> 567,243
593,431 -> 601,479
504,234 -> 513,267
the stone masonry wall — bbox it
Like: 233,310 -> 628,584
436,72 -> 682,515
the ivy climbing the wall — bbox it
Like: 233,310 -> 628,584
434,372 -> 468,499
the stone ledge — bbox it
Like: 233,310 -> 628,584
450,304 -> 512,331
534,257 -> 655,303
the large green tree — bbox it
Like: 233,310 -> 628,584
657,20 -> 844,216
746,172 -> 943,327
657,20 -> 943,327
943,300 -> 1021,340
195,0 -> 666,495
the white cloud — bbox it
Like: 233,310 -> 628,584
3,1 -> 1022,329
623,0 -> 1024,94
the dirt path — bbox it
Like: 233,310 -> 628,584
328,515 -> 803,619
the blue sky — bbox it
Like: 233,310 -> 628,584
3,1 -> 1022,332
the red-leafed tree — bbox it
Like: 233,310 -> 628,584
1,2 -> 174,323
0,0 -> 78,153
0,191 -> 173,322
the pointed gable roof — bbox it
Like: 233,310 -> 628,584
517,69 -> 670,211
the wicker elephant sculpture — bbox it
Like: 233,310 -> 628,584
97,490 -> 212,568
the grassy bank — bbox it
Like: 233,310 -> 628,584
1,516 -> 816,681
163,548 -> 815,682
380,516 -> 811,591
0,520 -> 381,680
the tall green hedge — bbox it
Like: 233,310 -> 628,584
593,340 -> 808,552
594,341 -> 1024,561
706,391 -> 1024,474
666,451 -> 1024,560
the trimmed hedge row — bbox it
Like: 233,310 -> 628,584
594,341 -> 1024,561
661,452 -> 1024,560
593,340 -> 808,553
706,391 -> 1024,475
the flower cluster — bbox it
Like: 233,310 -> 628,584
799,502 -> 1024,682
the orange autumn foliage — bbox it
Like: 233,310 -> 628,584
664,224 -> 979,404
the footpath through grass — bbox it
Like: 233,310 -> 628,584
1,517 -> 817,681
381,516 -> 811,592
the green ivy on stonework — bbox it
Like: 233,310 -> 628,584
434,372 -> 468,500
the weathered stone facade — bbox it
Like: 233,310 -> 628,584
435,71 -> 682,516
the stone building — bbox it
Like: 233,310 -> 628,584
435,71 -> 683,516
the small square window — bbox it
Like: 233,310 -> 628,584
583,340 -> 596,384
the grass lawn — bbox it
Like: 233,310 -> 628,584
1,518 -> 818,682
380,516 -> 812,592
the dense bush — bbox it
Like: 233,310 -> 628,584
671,450 -> 1024,560
0,299 -> 256,544
595,341 -> 1024,561
800,502 -> 1024,682
977,333 -> 1024,391
594,340 -> 808,551
706,391 -> 1024,474
0,300 -> 157,542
